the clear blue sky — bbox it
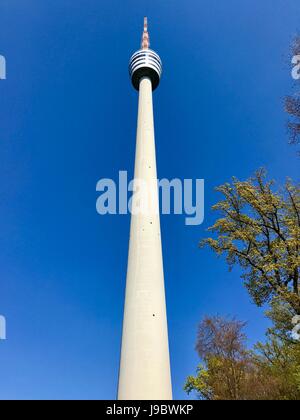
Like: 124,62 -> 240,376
0,0 -> 299,400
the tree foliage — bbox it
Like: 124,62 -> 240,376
254,336 -> 300,400
286,96 -> 300,150
188,173 -> 300,399
185,316 -> 300,400
185,317 -> 252,400
200,170 -> 300,315
264,298 -> 299,344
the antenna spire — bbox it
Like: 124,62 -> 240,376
141,17 -> 150,49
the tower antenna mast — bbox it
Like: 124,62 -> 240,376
141,16 -> 150,49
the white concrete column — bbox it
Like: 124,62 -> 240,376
117,77 -> 172,400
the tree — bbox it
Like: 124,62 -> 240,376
184,317 -> 285,400
286,36 -> 300,154
286,95 -> 300,152
254,336 -> 300,400
253,299 -> 300,399
264,298 -> 299,344
185,317 -> 249,400
200,170 -> 300,316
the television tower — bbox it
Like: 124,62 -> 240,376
117,18 -> 172,400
